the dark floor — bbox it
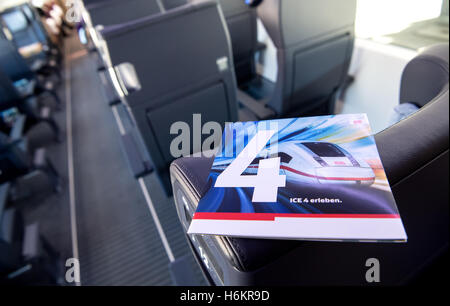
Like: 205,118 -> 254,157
16,35 -> 206,286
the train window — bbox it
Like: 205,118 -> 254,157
355,0 -> 448,49
300,142 -> 346,158
250,152 -> 292,165
270,152 -> 293,164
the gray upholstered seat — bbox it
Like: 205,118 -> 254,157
257,0 -> 357,116
101,0 -> 239,194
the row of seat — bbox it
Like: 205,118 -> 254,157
81,0 -> 357,194
0,1 -> 66,285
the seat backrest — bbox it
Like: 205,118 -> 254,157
186,0 -> 259,85
86,0 -> 163,26
216,0 -> 257,85
102,0 -> 238,193
0,38 -> 34,82
257,0 -> 356,115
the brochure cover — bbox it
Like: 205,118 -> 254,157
188,114 -> 407,242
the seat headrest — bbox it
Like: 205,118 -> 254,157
100,0 -> 233,108
101,0 -> 216,37
400,43 -> 449,108
87,0 -> 162,27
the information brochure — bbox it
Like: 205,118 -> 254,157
188,114 -> 407,242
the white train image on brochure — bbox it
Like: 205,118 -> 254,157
246,141 -> 376,185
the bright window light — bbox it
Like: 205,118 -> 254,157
355,0 -> 443,38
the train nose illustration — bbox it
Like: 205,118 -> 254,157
276,141 -> 376,185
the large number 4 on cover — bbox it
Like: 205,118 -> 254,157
215,130 -> 286,203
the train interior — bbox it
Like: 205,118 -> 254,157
0,0 -> 448,286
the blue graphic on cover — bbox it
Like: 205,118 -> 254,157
188,114 -> 407,242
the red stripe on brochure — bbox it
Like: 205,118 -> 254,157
193,212 -> 400,221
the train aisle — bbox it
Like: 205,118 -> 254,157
65,36 -> 205,285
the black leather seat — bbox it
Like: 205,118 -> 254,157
101,0 -> 239,194
169,43 -> 449,285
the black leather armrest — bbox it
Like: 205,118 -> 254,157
171,154 -> 409,273
376,87 -> 449,186
380,43 -> 449,186
170,156 -> 213,200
